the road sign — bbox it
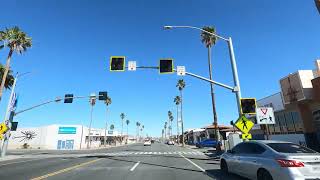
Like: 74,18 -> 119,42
0,122 -> 8,134
177,66 -> 186,76
128,61 -> 136,71
241,133 -> 252,140
256,107 -> 275,124
235,115 -> 254,134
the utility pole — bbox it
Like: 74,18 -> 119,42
87,93 -> 96,149
0,73 -> 18,157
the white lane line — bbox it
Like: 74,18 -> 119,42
130,161 -> 140,171
179,154 -> 205,172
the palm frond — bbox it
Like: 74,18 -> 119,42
200,26 -> 217,48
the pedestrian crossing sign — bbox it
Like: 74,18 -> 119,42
241,133 -> 252,140
235,115 -> 254,134
0,122 -> 8,134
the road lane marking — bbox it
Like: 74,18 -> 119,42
30,158 -> 101,180
130,161 -> 140,171
179,154 -> 205,172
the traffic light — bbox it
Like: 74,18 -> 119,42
11,122 -> 18,131
98,91 -> 107,101
159,59 -> 174,74
110,56 -> 125,71
64,94 -> 74,103
240,98 -> 257,114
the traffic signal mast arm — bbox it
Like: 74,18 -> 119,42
127,65 -> 237,92
14,94 -> 105,116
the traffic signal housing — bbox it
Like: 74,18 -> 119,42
110,56 -> 125,71
240,98 -> 257,115
159,59 -> 174,74
99,91 -> 107,101
64,94 -> 74,103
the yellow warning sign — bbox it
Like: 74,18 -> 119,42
235,115 -> 254,134
0,122 -> 8,134
241,133 -> 252,139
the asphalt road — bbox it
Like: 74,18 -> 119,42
0,143 -> 246,180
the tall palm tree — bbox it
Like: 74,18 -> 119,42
141,125 -> 144,138
120,113 -> 125,143
201,26 -> 220,141
126,119 -> 130,136
136,122 -> 140,141
0,27 -> 32,101
176,79 -> 185,146
103,96 -> 112,147
174,96 -> 181,144
164,122 -> 167,140
168,111 -> 173,137
0,64 -> 14,90
110,124 -> 115,130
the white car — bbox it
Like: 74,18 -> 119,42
167,140 -> 174,145
220,140 -> 320,180
144,140 -> 151,146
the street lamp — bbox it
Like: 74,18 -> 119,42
163,25 -> 242,116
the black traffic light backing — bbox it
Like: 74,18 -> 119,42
110,56 -> 125,71
99,91 -> 107,101
159,59 -> 174,74
64,94 -> 74,103
240,98 -> 257,115
11,122 -> 18,131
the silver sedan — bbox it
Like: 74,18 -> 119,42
220,140 -> 320,180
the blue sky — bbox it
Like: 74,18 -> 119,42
0,0 -> 319,137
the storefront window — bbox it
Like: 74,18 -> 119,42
292,111 -> 304,133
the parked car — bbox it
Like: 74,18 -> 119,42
220,140 -> 320,180
167,140 -> 174,145
195,139 -> 218,148
143,139 -> 151,146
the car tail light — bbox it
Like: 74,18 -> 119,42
276,159 -> 304,167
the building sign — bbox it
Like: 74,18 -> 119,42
58,127 -> 77,134
108,130 -> 113,135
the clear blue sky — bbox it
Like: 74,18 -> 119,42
0,0 -> 319,137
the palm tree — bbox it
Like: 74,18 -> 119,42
201,26 -> 220,141
176,79 -> 185,146
103,95 -> 112,147
168,111 -> 173,137
0,64 -> 14,90
136,122 -> 140,141
140,125 -> 144,138
161,129 -> 164,140
0,27 -> 32,101
174,96 -> 181,144
126,119 -> 130,136
120,113 -> 125,143
164,122 -> 167,140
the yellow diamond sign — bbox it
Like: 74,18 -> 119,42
241,133 -> 252,140
235,115 -> 254,134
0,122 -> 8,134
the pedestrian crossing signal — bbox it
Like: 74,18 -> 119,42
159,59 -> 174,74
110,56 -> 125,71
240,98 -> 257,115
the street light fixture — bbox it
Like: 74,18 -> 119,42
163,25 -> 242,116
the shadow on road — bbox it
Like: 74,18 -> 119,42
205,169 -> 249,180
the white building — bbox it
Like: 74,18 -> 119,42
8,124 -> 121,150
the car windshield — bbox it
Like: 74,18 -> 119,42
267,143 -> 316,154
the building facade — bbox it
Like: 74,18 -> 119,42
8,124 -> 121,150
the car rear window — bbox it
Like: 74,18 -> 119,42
267,143 -> 316,153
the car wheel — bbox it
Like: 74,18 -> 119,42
257,169 -> 273,180
220,160 -> 228,174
